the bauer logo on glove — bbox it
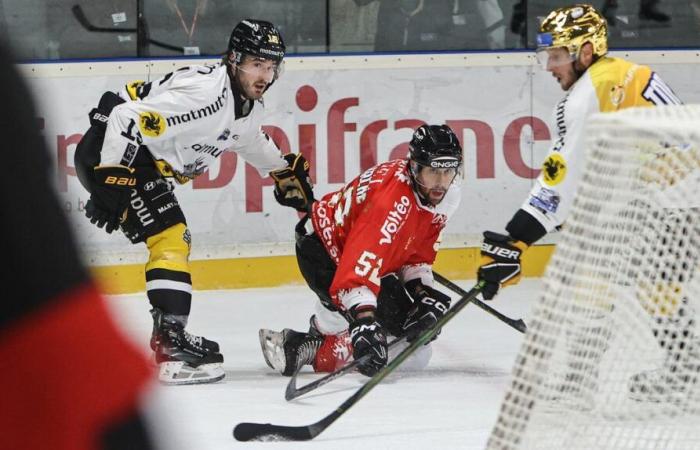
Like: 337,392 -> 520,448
270,153 -> 315,212
477,231 -> 529,300
85,165 -> 136,234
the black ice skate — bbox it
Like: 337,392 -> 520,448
259,324 -> 323,376
150,307 -> 220,353
153,313 -> 225,385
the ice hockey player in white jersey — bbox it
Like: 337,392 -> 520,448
475,4 -> 680,299
475,4 -> 692,402
74,19 -> 314,385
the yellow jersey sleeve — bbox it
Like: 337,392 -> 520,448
590,57 -> 681,112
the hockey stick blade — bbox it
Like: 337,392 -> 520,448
285,336 -> 406,401
71,4 -> 183,53
72,5 -> 136,33
233,281 -> 485,442
434,272 -> 527,333
233,422 -> 315,442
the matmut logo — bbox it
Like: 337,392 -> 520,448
166,86 -> 227,127
379,195 -> 411,245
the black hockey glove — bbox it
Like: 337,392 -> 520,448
270,153 -> 315,212
402,280 -> 451,343
477,231 -> 529,300
85,165 -> 135,234
349,306 -> 388,377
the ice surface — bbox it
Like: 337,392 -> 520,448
106,278 -> 541,450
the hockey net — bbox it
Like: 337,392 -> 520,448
487,105 -> 700,450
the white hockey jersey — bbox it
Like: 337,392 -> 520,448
521,57 -> 681,233
100,63 -> 287,182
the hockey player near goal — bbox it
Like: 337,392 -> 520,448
475,4 -> 690,399
74,19 -> 314,385
260,125 -> 462,377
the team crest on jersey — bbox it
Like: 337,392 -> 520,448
542,153 -> 567,186
217,128 -> 231,141
139,111 -> 166,138
610,84 -> 626,106
182,228 -> 192,247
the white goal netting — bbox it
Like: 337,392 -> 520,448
487,105 -> 700,450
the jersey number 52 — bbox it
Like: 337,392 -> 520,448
355,251 -> 383,286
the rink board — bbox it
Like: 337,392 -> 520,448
20,51 -> 700,292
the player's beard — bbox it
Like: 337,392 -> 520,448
415,183 -> 447,206
240,78 -> 266,100
231,67 -> 268,101
426,188 -> 446,205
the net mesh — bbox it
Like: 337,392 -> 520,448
487,105 -> 700,450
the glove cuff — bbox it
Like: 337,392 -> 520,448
350,304 -> 376,321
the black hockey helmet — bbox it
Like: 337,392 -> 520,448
228,19 -> 285,64
408,124 -> 463,170
408,124 -> 462,205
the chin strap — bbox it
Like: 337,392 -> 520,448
408,162 -> 432,207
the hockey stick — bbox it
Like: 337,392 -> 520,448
433,272 -> 527,334
285,335 -> 407,401
72,5 -> 136,32
233,281 -> 485,442
71,5 -> 186,53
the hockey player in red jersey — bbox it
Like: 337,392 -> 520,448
260,124 -> 463,377
74,20 -> 313,385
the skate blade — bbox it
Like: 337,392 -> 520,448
259,328 -> 289,373
158,361 -> 225,386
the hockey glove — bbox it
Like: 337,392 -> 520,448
270,153 -> 315,212
85,165 -> 135,234
477,231 -> 529,300
349,306 -> 388,377
402,281 -> 452,343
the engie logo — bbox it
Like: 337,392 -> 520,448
139,111 -> 166,137
430,158 -> 459,169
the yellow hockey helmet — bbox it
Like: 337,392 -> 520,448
536,4 -> 608,68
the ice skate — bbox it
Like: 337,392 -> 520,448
150,307 -> 220,354
153,313 -> 225,385
259,328 -> 323,376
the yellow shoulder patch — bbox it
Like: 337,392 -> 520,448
139,111 -> 166,138
542,153 -> 567,186
126,80 -> 145,100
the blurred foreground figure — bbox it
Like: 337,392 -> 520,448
0,41 -> 160,450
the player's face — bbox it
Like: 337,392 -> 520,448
235,56 -> 280,100
540,47 -> 577,91
415,166 -> 458,205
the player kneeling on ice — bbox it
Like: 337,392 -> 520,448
74,20 -> 313,385
260,124 -> 463,377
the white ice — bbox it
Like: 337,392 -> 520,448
107,278 -> 541,450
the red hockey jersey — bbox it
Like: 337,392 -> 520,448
310,159 -> 461,311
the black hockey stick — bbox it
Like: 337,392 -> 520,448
71,5 -> 186,53
232,281 -> 485,442
285,335 -> 407,401
433,272 -> 527,333
72,5 -> 136,32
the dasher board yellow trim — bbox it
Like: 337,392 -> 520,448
91,245 -> 556,295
